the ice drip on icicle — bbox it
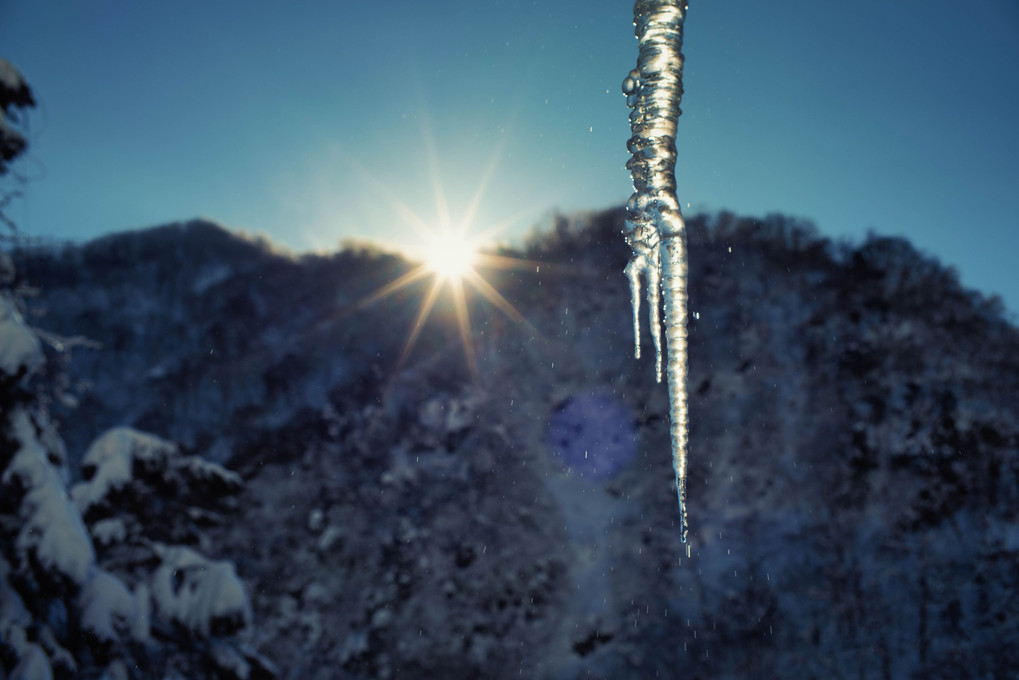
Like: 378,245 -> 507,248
622,0 -> 691,544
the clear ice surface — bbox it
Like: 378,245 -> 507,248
623,0 -> 690,543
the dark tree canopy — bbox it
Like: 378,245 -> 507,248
1,57 -> 36,235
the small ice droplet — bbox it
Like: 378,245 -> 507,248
621,69 -> 639,95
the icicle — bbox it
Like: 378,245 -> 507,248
623,0 -> 690,543
624,242 -> 662,381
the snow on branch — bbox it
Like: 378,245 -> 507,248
72,427 -> 178,517
72,426 -> 243,521
0,295 -> 44,380
3,408 -> 96,585
151,544 -> 252,637
79,568 -> 147,644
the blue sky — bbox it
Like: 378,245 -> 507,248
2,0 -> 1018,312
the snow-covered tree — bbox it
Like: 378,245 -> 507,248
1,265 -> 271,678
0,60 -> 272,680
2,319 -> 272,678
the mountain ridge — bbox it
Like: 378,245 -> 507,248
10,208 -> 1019,679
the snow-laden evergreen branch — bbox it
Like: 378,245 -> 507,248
623,0 -> 690,544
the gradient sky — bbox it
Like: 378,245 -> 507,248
3,0 -> 1018,313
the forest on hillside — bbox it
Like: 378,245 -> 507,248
4,207 -> 1019,680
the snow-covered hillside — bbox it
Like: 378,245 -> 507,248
8,209 -> 1019,679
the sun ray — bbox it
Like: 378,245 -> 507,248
449,277 -> 478,377
343,232 -> 566,378
333,145 -> 432,239
398,277 -> 445,370
463,269 -> 525,325
354,264 -> 432,310
419,110 -> 453,231
465,184 -> 574,248
331,96 -> 571,379
461,131 -> 509,230
475,252 -> 546,273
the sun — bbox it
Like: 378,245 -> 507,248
423,231 -> 478,281
338,105 -> 554,377
351,223 -> 540,377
